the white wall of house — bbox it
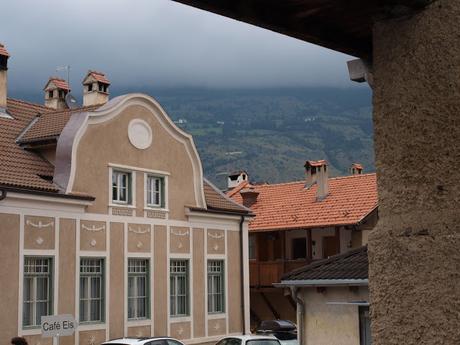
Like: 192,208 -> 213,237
301,286 -> 369,345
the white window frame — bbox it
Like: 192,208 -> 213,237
170,260 -> 189,317
79,258 -> 105,323
23,257 -> 53,328
207,260 -> 225,314
146,175 -> 164,208
128,258 -> 150,320
144,173 -> 168,210
111,169 -> 132,204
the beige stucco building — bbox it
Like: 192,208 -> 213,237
0,44 -> 251,345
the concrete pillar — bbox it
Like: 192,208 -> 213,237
369,1 -> 460,344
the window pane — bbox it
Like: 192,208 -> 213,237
80,299 -> 88,322
170,260 -> 188,316
208,260 -> 225,313
80,258 -> 104,323
128,259 -> 148,319
147,176 -> 163,206
36,277 -> 48,300
23,257 -> 52,327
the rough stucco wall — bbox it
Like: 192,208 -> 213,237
0,213 -> 19,342
370,1 -> 460,344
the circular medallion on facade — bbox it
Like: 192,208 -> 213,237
128,119 -> 152,150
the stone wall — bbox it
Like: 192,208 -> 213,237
369,0 -> 460,344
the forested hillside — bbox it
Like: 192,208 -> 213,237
152,87 -> 374,189
16,87 -> 374,189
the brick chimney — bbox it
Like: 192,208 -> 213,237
240,186 -> 259,208
305,160 -> 329,200
82,70 -> 110,106
227,171 -> 248,189
350,163 -> 364,175
0,43 -> 10,111
44,77 -> 70,110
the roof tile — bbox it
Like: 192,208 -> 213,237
227,174 -> 377,231
281,245 -> 368,281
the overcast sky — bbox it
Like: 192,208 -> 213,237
2,0 -> 356,96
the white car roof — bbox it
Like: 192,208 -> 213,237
102,338 -> 181,345
219,335 -> 279,342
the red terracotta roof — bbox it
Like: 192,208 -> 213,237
18,105 -> 100,144
0,43 -> 10,57
85,70 -> 110,84
227,173 -> 377,232
200,179 -> 252,214
0,99 -> 57,192
45,77 -> 70,91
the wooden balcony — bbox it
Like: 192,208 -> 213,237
250,259 -> 311,287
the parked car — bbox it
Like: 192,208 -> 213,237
215,335 -> 282,345
255,320 -> 298,345
102,337 -> 185,345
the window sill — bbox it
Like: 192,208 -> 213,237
21,327 -> 41,336
109,203 -> 136,209
127,318 -> 151,326
144,206 -> 169,212
208,312 -> 226,319
170,315 -> 191,323
78,322 -> 106,331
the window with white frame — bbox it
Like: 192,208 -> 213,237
80,258 -> 104,323
146,175 -> 164,207
23,257 -> 53,327
170,260 -> 189,317
112,170 -> 131,204
128,258 -> 149,320
207,260 -> 225,313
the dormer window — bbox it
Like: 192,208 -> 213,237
112,170 -> 132,204
88,84 -> 93,92
146,175 -> 164,207
48,90 -> 53,99
98,83 -> 103,92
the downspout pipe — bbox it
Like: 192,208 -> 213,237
240,215 -> 247,334
290,286 -> 305,345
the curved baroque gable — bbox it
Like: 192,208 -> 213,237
54,93 -> 206,209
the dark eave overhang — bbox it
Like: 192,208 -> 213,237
172,0 -> 433,60
189,205 -> 254,217
0,185 -> 95,201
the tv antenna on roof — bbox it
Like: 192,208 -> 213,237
56,65 -> 80,109
56,65 -> 71,87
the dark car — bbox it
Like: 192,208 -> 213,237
255,320 -> 298,345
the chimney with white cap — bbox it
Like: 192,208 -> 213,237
82,70 -> 110,106
0,43 -> 10,111
304,160 -> 329,200
227,171 -> 249,189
